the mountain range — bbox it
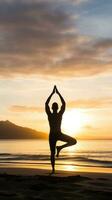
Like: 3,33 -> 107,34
0,120 -> 47,139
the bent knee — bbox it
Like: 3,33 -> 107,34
70,138 -> 77,145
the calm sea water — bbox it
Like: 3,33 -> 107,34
0,140 -> 112,173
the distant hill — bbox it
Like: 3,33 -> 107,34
0,120 -> 47,139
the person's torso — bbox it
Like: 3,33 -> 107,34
48,112 -> 62,134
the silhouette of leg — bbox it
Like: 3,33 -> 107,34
50,152 -> 55,174
49,136 -> 56,174
56,133 -> 77,157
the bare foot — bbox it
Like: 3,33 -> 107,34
49,170 -> 55,176
56,146 -> 61,157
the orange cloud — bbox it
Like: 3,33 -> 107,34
10,98 -> 112,113
10,105 -> 43,113
68,98 -> 112,109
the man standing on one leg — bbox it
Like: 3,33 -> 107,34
45,86 -> 77,174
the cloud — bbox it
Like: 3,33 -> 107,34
68,98 -> 112,109
83,125 -> 99,131
10,105 -> 43,112
66,0 -> 89,4
10,97 -> 112,113
0,0 -> 112,78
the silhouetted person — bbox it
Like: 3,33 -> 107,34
45,86 -> 77,174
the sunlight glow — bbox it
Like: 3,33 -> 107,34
62,109 -> 89,136
63,163 -> 78,172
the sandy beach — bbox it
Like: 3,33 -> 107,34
0,167 -> 112,200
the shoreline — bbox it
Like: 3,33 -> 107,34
0,166 -> 112,178
0,162 -> 112,174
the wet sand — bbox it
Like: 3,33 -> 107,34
0,167 -> 112,200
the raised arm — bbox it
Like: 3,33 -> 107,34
45,87 -> 55,114
55,86 -> 66,114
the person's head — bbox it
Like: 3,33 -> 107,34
52,102 -> 58,112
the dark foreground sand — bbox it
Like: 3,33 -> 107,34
0,168 -> 112,200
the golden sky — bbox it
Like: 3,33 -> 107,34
0,0 -> 112,139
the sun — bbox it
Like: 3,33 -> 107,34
62,109 -> 89,136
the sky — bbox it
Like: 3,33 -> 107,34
0,0 -> 112,139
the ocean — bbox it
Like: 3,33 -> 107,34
0,139 -> 112,173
